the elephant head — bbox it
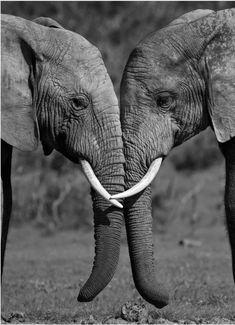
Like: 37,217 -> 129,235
111,9 -> 235,307
1,15 -> 125,301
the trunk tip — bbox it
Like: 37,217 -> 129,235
77,288 -> 94,302
144,291 -> 169,309
136,282 -> 169,308
152,294 -> 169,309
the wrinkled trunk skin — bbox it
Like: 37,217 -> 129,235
78,181 -> 123,300
78,142 -> 125,300
124,156 -> 169,308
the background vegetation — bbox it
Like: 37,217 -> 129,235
1,1 -> 233,232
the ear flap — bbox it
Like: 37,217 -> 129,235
32,17 -> 63,156
1,15 -> 44,151
200,10 -> 235,143
169,9 -> 235,143
33,17 -> 64,29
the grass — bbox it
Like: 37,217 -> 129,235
2,204 -> 235,323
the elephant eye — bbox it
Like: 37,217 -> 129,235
156,92 -> 173,109
72,94 -> 90,110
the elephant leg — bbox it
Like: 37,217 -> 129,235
219,138 -> 235,282
1,140 -> 13,279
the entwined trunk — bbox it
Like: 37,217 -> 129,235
124,155 -> 169,308
78,145 -> 125,301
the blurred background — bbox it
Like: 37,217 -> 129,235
2,1 -> 234,234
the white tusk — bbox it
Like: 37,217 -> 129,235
80,159 -> 123,209
111,157 -> 162,200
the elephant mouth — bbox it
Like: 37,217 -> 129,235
111,157 -> 163,199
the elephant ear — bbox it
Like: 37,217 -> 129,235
33,17 -> 64,29
201,9 -> 235,143
1,15 -> 48,151
32,17 -> 63,156
169,9 -> 235,143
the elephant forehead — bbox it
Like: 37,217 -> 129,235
127,42 -> 186,82
67,38 -> 108,87
47,30 -> 116,101
50,42 -> 110,93
74,63 -> 111,95
71,33 -> 102,64
123,64 -> 185,95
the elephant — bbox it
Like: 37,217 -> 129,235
1,14 -> 125,302
111,9 -> 235,308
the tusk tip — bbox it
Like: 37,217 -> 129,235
110,193 -> 124,200
109,199 -> 123,209
109,193 -> 120,200
110,157 -> 163,200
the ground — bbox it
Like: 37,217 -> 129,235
2,219 -> 235,324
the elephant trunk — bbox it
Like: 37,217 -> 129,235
124,158 -> 169,308
78,149 -> 124,301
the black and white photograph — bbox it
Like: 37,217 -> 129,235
1,1 -> 235,324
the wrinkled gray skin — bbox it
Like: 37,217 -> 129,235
1,15 -> 125,302
120,9 -> 235,308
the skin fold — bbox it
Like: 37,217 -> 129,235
1,15 -> 125,301
120,9 -> 235,308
